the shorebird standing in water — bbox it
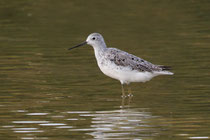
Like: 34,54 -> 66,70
69,33 -> 173,97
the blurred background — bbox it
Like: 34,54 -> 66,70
0,0 -> 210,139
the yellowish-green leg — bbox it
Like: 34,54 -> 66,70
121,84 -> 126,98
127,85 -> 133,104
121,96 -> 125,108
127,85 -> 133,97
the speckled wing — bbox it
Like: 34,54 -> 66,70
105,48 -> 162,72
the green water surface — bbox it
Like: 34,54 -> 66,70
0,0 -> 210,140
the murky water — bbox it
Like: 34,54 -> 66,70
0,0 -> 210,140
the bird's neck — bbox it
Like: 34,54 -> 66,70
92,42 -> 107,53
92,43 -> 107,61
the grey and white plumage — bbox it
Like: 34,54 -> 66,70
69,33 -> 173,93
104,47 -> 167,72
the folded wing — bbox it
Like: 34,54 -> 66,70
105,48 -> 170,72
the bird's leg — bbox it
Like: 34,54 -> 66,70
127,85 -> 133,97
126,85 -> 133,105
121,97 -> 125,108
121,84 -> 126,98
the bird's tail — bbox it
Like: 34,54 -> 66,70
156,65 -> 174,75
159,65 -> 172,71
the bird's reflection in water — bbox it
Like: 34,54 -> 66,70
84,108 -> 160,139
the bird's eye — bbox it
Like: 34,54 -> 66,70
92,37 -> 96,40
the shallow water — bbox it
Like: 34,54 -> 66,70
0,0 -> 210,140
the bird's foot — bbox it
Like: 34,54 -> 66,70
127,93 -> 133,97
121,95 -> 127,98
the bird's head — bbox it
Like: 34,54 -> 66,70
69,33 -> 106,50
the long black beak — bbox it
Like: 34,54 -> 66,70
68,41 -> 87,50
